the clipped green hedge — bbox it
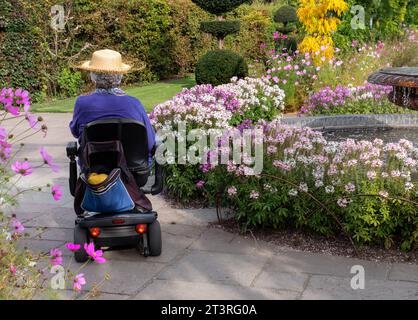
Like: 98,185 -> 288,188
195,50 -> 248,86
0,0 -> 43,97
200,20 -> 241,39
273,5 -> 298,26
192,0 -> 252,15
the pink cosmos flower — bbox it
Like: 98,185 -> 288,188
51,184 -> 62,201
10,264 -> 17,275
273,31 -> 280,40
84,243 -> 106,264
0,140 -> 12,162
25,112 -> 38,128
73,273 -> 86,292
5,104 -> 20,116
15,88 -> 30,108
11,161 -> 33,176
40,147 -> 60,172
50,248 -> 63,266
0,126 -> 7,140
65,243 -> 81,252
12,219 -> 25,235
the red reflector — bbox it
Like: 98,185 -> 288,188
135,224 -> 147,234
112,219 -> 125,225
89,227 -> 101,238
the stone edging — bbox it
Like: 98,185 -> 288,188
280,114 -> 418,129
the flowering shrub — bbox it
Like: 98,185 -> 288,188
150,77 -> 285,202
297,0 -> 349,63
0,88 -> 107,299
299,83 -> 405,115
264,46 -> 345,110
203,120 -> 418,250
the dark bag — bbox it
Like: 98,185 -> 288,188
74,140 -> 152,215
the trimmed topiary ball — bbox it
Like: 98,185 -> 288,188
200,20 -> 241,40
273,5 -> 298,26
195,50 -> 248,86
192,0 -> 252,15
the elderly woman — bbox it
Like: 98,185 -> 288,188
69,49 -> 155,158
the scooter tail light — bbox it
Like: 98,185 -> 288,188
89,227 -> 101,238
135,224 -> 147,234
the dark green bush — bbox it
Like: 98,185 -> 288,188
0,0 -> 43,97
275,36 -> 298,53
195,50 -> 248,86
200,20 -> 241,40
273,5 -> 298,26
192,0 -> 253,15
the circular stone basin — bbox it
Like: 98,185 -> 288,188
281,114 -> 418,145
368,67 -> 418,110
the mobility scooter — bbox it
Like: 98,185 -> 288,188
66,118 -> 163,262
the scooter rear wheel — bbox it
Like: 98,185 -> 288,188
147,220 -> 162,256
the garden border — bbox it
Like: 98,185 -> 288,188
281,114 -> 418,129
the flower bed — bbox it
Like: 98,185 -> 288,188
299,83 -> 413,116
150,77 -> 285,202
203,120 -> 418,250
153,76 -> 418,250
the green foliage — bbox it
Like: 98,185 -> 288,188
57,68 -> 82,97
195,50 -> 248,86
227,8 -> 276,62
309,99 -> 418,116
334,0 -> 415,48
273,5 -> 298,26
192,0 -> 253,15
0,0 -> 43,99
200,20 -> 241,40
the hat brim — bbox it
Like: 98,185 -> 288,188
76,60 -> 132,74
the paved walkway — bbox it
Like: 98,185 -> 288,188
5,114 -> 418,300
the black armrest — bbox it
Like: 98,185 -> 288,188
66,141 -> 78,158
67,141 -> 78,197
142,162 -> 164,195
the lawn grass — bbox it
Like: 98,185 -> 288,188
31,77 -> 196,113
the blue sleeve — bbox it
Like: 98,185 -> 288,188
69,98 -> 81,138
134,100 -> 156,154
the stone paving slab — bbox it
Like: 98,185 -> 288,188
157,250 -> 269,287
300,276 -> 418,300
252,271 -> 309,292
388,263 -> 418,282
268,250 -> 391,280
60,256 -> 166,295
134,280 -> 298,300
105,231 -> 196,264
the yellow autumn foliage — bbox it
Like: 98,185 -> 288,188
297,0 -> 349,63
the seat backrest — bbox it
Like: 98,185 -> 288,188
82,118 -> 149,172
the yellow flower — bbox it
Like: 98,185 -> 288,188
297,0 -> 348,63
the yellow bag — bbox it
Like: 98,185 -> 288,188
87,172 -> 108,185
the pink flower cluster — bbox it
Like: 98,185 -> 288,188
219,119 -> 418,206
150,78 -> 285,132
300,82 -> 393,115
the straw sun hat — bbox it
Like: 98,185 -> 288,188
76,49 -> 132,74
